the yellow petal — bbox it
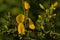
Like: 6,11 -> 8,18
24,1 -> 30,9
29,23 -> 35,30
18,23 -> 25,35
39,4 -> 45,10
29,19 -> 35,30
16,14 -> 24,23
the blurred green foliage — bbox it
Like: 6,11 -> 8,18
0,0 -> 60,40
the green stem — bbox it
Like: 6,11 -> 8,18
25,10 -> 29,28
21,0 -> 29,27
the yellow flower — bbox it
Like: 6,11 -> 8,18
29,23 -> 35,30
50,2 -> 58,10
48,15 -> 52,18
52,14 -> 56,17
53,8 -> 56,10
50,5 -> 54,9
46,9 -> 49,13
39,3 -> 45,10
29,19 -> 35,30
38,15 -> 42,18
18,23 -> 25,35
24,1 -> 30,10
16,14 -> 24,23
53,2 -> 58,7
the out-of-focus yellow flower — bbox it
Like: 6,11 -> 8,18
50,2 -> 58,10
41,25 -> 44,30
16,14 -> 24,23
50,5 -> 56,10
53,2 -> 58,7
46,9 -> 49,13
24,1 -> 30,10
29,19 -> 35,30
48,14 -> 56,18
18,23 -> 25,35
53,8 -> 56,10
39,3 -> 45,10
38,15 -> 42,18
37,19 -> 41,23
52,14 -> 56,17
48,15 -> 52,18
50,5 -> 54,9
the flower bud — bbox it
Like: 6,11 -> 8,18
38,15 -> 42,18
48,15 -> 52,18
53,2 -> 58,7
41,25 -> 44,30
29,19 -> 35,30
52,14 -> 56,17
24,1 -> 30,10
39,3 -> 45,10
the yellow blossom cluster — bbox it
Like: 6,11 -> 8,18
16,14 -> 25,35
16,14 -> 35,35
